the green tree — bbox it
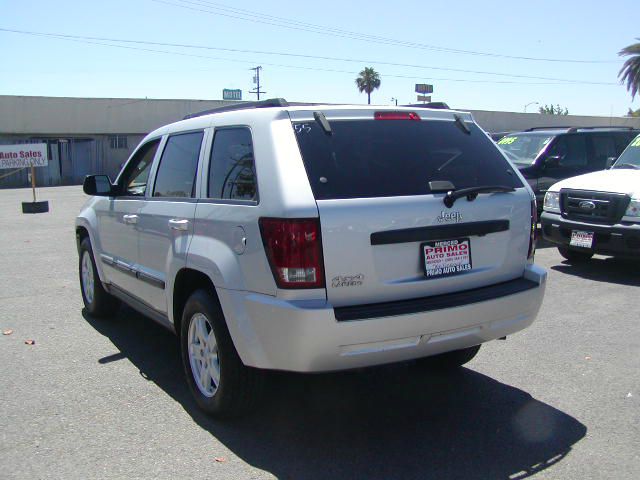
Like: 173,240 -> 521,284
619,39 -> 640,99
627,108 -> 640,117
538,104 -> 569,115
355,67 -> 381,105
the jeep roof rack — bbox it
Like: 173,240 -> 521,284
184,98 -> 291,119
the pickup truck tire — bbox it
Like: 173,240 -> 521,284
180,289 -> 264,417
79,238 -> 120,318
558,246 -> 593,262
415,344 -> 481,370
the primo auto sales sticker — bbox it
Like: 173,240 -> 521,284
422,238 -> 472,279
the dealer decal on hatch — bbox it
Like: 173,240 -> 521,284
422,238 -> 472,278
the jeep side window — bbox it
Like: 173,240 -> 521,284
208,127 -> 257,201
120,139 -> 160,196
547,135 -> 587,167
153,131 -> 204,198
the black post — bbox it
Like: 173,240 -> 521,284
256,67 -> 260,100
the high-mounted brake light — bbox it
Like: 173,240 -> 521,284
374,111 -> 421,121
259,218 -> 325,289
528,198 -> 537,260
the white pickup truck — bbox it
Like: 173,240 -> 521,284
541,134 -> 640,261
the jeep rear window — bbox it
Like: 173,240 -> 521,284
293,119 -> 522,200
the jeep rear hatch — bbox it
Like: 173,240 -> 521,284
290,109 -> 531,309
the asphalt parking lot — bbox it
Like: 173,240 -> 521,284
1,185 -> 638,480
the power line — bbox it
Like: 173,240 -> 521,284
0,27 -> 618,86
151,0 -> 619,64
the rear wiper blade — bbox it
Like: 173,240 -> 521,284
313,111 -> 332,135
444,185 -> 515,208
612,163 -> 639,170
453,114 -> 471,135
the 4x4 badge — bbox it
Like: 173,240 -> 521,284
332,274 -> 364,288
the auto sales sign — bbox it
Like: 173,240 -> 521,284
0,144 -> 48,169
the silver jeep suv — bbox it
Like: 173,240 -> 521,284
76,99 -> 547,416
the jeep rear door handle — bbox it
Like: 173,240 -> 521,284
123,214 -> 138,225
168,218 -> 189,231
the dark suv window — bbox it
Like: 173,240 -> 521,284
589,135 -> 617,169
153,131 -> 204,198
293,118 -> 522,200
547,135 -> 588,167
615,133 -> 637,154
208,127 -> 258,201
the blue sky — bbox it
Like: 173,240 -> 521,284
0,0 -> 638,116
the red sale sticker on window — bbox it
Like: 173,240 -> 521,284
422,238 -> 472,279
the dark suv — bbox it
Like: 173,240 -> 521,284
496,127 -> 639,210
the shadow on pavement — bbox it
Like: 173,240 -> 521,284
535,226 -> 555,250
85,307 -> 586,480
551,257 -> 640,287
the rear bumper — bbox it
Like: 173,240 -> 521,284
541,211 -> 640,257
218,264 -> 547,372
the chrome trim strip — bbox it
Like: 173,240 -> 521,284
136,270 -> 166,289
99,254 -> 115,266
114,259 -> 136,275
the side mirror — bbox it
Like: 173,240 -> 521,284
544,155 -> 561,168
606,156 -> 617,169
83,175 -> 115,196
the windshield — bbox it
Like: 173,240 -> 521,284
293,118 -> 522,200
612,135 -> 640,169
496,133 -> 554,165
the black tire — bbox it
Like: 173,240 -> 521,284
21,201 -> 49,214
558,246 -> 593,262
79,237 -> 120,317
180,289 -> 264,417
415,344 -> 481,370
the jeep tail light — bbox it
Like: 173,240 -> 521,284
528,198 -> 537,260
259,218 -> 325,289
374,111 -> 421,121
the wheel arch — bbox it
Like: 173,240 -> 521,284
75,221 -> 108,283
172,268 -> 219,337
171,267 -> 260,367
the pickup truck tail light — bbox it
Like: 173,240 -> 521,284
528,198 -> 537,260
259,218 -> 325,289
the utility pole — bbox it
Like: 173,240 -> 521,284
250,66 -> 266,100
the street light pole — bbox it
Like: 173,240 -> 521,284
391,97 -> 398,106
524,101 -> 539,113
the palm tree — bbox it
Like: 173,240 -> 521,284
619,39 -> 640,99
355,67 -> 381,104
